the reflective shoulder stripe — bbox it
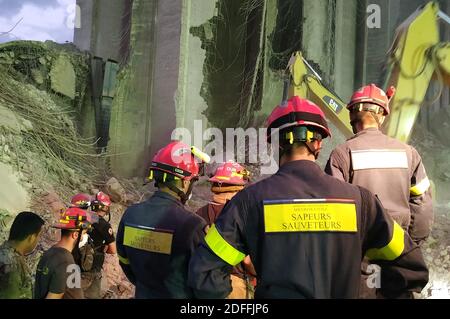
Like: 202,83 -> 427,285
204,224 -> 245,266
410,177 -> 430,196
366,222 -> 405,261
118,254 -> 130,265
351,149 -> 408,170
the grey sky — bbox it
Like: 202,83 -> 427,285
0,0 -> 75,43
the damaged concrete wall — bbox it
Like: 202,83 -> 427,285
80,0 -> 448,179
176,0 -> 217,135
74,0 -> 127,62
189,0 -> 257,130
99,0 -> 218,177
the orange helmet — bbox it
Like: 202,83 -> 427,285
53,207 -> 97,230
70,193 -> 92,209
267,96 -> 331,144
347,84 -> 396,116
149,141 -> 210,182
209,161 -> 249,186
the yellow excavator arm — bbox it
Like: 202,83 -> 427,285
287,1 -> 450,143
287,52 -> 353,139
384,1 -> 450,142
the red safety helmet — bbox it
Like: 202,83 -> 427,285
149,141 -> 210,181
347,84 -> 396,116
267,96 -> 331,143
91,192 -> 111,213
209,161 -> 249,186
53,207 -> 97,230
70,193 -> 92,209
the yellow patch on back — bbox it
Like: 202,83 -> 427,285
124,225 -> 173,255
264,200 -> 357,233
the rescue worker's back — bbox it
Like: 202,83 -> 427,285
188,96 -> 429,299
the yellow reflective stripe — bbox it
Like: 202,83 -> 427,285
118,254 -> 130,265
366,222 -> 405,261
410,177 -> 430,196
204,224 -> 245,266
216,176 -> 231,180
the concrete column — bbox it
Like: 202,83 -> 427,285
74,0 -> 94,52
109,0 -> 158,177
302,0 -> 334,79
109,0 -> 218,177
334,0 -> 357,102
149,0 -> 184,161
74,0 -> 127,61
259,0 -> 286,118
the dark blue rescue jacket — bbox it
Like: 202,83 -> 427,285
117,191 -> 206,298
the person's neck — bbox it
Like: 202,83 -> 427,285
97,212 -> 106,218
280,153 -> 315,166
356,123 -> 379,133
9,240 -> 26,256
55,238 -> 75,252
212,192 -> 237,204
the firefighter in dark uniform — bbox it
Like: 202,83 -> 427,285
188,96 -> 429,299
325,84 -> 433,246
116,141 -> 209,298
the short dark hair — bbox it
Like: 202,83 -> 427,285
281,142 -> 310,158
60,229 -> 78,238
8,212 -> 45,241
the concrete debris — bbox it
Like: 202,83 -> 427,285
0,105 -> 33,132
420,211 -> 450,299
42,191 -> 66,218
105,177 -> 127,203
49,54 -> 76,99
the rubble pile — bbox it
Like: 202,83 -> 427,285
409,123 -> 450,298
